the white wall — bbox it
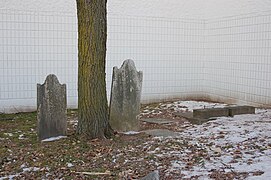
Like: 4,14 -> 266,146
204,0 -> 271,18
0,0 -> 206,113
106,15 -> 205,103
2,0 -> 271,19
204,12 -> 271,106
203,1 -> 271,106
0,0 -> 206,18
0,9 -> 78,112
0,0 -> 271,113
108,0 -> 206,19
0,0 -> 76,13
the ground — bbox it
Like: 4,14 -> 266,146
0,100 -> 271,180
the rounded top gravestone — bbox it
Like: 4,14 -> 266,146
37,74 -> 67,141
109,59 -> 143,132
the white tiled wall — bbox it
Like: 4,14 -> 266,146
0,9 -> 205,113
107,15 -> 205,103
204,12 -> 271,106
0,9 -> 78,112
1,7 -> 271,113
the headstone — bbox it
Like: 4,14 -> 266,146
109,59 -> 143,132
37,74 -> 67,141
227,106 -> 255,117
175,105 -> 256,124
141,170 -> 159,180
174,111 -> 210,125
193,108 -> 229,119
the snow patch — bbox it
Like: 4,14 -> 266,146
0,166 -> 40,180
67,163 -> 74,168
122,131 -> 140,135
23,167 -> 40,172
4,133 -> 13,137
41,136 -> 67,142
142,100 -> 271,179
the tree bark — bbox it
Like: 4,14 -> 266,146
76,0 -> 113,139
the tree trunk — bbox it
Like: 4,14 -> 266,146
76,0 -> 113,139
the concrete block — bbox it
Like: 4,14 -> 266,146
193,108 -> 229,119
227,106 -> 255,117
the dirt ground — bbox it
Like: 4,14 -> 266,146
1,100 -> 270,179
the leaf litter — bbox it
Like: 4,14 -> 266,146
0,101 -> 271,179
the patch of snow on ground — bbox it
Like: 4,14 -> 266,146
144,100 -> 271,179
67,163 -> 74,168
0,167 -> 40,180
41,136 -> 67,142
174,101 -> 228,112
4,133 -> 13,137
168,106 -> 271,179
0,174 -> 20,180
23,167 -> 40,172
18,134 -> 27,140
122,131 -> 140,135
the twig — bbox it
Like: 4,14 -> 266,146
74,171 -> 111,176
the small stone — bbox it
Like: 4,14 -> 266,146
212,147 -> 222,154
233,154 -> 242,159
247,159 -> 253,165
141,170 -> 159,180
234,149 -> 242,154
67,163 -> 73,168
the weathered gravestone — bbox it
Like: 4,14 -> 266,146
193,108 -> 229,119
109,59 -> 143,132
37,74 -> 67,141
227,106 -> 255,117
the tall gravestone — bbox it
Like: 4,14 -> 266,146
109,59 -> 143,132
37,74 -> 67,141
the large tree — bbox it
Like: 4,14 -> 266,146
76,0 -> 113,139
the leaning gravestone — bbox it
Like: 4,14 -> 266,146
37,74 -> 67,141
109,59 -> 143,132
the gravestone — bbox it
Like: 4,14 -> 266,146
37,74 -> 67,141
174,111 -> 210,125
227,106 -> 255,117
109,59 -> 143,132
193,108 -> 229,119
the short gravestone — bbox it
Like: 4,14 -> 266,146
37,74 -> 67,141
227,106 -> 255,117
174,111 -> 210,125
109,59 -> 143,132
193,108 -> 229,119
